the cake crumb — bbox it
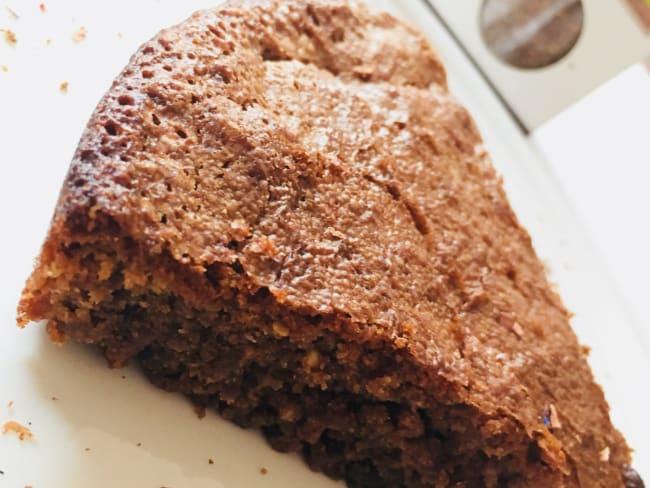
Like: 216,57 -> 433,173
192,404 -> 206,419
305,350 -> 320,369
51,396 -> 58,401
272,288 -> 287,303
2,420 -> 34,440
39,3 -> 46,13
136,442 -> 142,447
208,458 -> 214,465
117,31 -> 123,39
326,227 -> 346,240
1,65 -> 7,72
59,82 -> 69,93
45,38 -> 51,45
84,447 -> 91,452
260,467 -> 268,475
599,446 -> 610,462
259,236 -> 278,257
72,26 -> 87,43
7,401 -> 13,408
3,29 -> 17,46
499,315 -> 523,338
272,321 -> 289,337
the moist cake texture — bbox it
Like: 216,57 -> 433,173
17,1 -> 643,486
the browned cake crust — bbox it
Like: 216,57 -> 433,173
17,1 -> 642,486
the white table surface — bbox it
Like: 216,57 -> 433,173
533,63 -> 650,357
1,1 -> 648,486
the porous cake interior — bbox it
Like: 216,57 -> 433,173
20,219 -> 563,488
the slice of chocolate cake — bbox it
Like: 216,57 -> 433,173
17,1 -> 642,486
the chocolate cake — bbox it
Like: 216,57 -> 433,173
17,0 -> 643,486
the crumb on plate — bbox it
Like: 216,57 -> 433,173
6,401 -> 12,408
59,81 -> 69,93
39,3 -> 46,13
208,458 -> 214,465
2,420 -> 34,441
260,467 -> 268,475
72,26 -> 87,43
3,29 -> 17,46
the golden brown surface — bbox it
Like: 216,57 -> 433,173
18,1 -> 640,486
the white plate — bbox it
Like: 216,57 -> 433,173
1,1 -> 648,486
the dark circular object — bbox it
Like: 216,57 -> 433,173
480,0 -> 584,69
